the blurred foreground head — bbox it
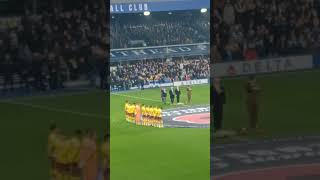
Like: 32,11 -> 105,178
213,77 -> 221,86
248,75 -> 256,82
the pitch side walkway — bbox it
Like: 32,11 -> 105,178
211,136 -> 320,179
162,105 -> 210,128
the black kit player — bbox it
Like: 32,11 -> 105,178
212,78 -> 226,131
169,87 -> 175,104
175,86 -> 181,103
161,87 -> 167,104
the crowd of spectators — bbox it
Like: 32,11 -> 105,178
0,0 -> 108,92
110,56 -> 210,91
213,0 -> 320,62
111,11 -> 210,49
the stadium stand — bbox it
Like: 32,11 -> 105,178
110,56 -> 210,91
213,0 -> 320,63
110,9 -> 210,91
111,10 -> 210,49
0,0 -> 108,92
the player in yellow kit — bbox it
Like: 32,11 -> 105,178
155,107 -> 160,128
124,101 -> 130,122
127,103 -> 131,122
156,107 -> 161,127
68,130 -> 82,180
148,106 -> 152,126
159,107 -> 163,128
48,124 -> 60,179
151,106 -> 155,127
141,104 -> 146,126
147,106 -> 153,126
53,133 -> 69,180
151,106 -> 157,127
127,103 -> 132,123
48,124 -> 58,160
144,106 -> 149,126
130,103 -> 136,123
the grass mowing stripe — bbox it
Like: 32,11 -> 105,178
111,85 -> 210,180
111,92 -> 163,102
0,100 -> 106,119
0,91 -> 107,180
111,92 -> 197,107
1,89 -> 100,101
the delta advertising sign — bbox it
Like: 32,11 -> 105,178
213,55 -> 314,77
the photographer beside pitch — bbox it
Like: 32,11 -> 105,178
244,76 -> 262,133
187,85 -> 192,103
212,78 -> 226,132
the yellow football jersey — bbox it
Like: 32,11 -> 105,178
54,137 -> 64,163
155,108 -> 159,117
48,132 -> 58,157
67,137 -> 81,164
125,103 -> 129,113
130,105 -> 135,114
55,137 -> 69,164
141,106 -> 146,115
152,108 -> 157,117
146,107 -> 151,116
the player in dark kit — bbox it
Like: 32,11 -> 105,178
175,86 -> 181,103
169,87 -> 175,104
161,87 -> 167,104
212,78 -> 226,132
245,76 -> 261,132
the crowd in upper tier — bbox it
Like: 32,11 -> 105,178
0,0 -> 108,92
212,0 -> 320,62
111,10 -> 210,49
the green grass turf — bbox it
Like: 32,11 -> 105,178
111,84 -> 210,180
212,70 -> 320,143
0,90 -> 107,180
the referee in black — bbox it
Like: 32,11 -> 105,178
212,78 -> 226,132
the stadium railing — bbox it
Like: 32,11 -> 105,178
110,43 -> 209,62
111,78 -> 209,92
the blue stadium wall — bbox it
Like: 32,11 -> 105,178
110,0 -> 210,14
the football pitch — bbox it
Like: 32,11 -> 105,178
1,69 -> 318,179
111,84 -> 210,180
213,70 -> 320,142
0,90 -> 107,180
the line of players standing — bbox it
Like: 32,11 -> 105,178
125,102 -> 163,128
48,124 -> 109,180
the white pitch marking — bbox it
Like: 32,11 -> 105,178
165,124 -> 209,128
111,93 -> 193,107
0,100 -> 106,119
111,93 -> 163,102
0,89 -> 97,101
